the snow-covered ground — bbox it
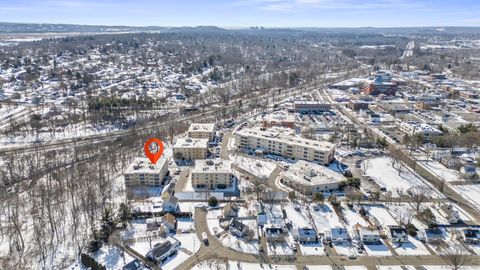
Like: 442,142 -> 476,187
364,240 -> 392,256
392,236 -> 431,256
422,266 -> 480,270
219,233 -> 260,254
419,160 -> 464,182
364,157 -> 439,197
310,203 -> 342,233
363,205 -> 398,227
267,241 -> 294,256
453,184 -> 480,211
192,260 -> 298,270
299,242 -> 325,256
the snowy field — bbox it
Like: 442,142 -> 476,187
299,242 -> 326,256
453,184 -> 480,211
267,241 -> 294,256
363,205 -> 398,227
309,203 -> 342,233
364,157 -> 439,197
422,266 -> 480,270
306,266 -> 333,270
191,260 -> 297,270
392,236 -> 431,256
234,155 -> 277,180
363,240 -> 392,256
219,233 -> 260,254
419,160 -> 464,182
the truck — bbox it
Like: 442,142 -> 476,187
202,232 -> 209,245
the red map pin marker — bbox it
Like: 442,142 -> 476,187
144,138 -> 164,164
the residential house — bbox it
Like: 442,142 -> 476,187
417,228 -> 445,243
265,224 -> 287,243
228,218 -> 250,238
146,217 -> 164,231
440,204 -> 461,224
326,227 -> 350,244
388,225 -> 408,243
354,225 -> 380,244
123,259 -> 143,270
461,228 -> 480,244
146,237 -> 181,263
162,195 -> 179,213
223,202 -> 240,218
162,213 -> 177,233
292,227 -> 318,243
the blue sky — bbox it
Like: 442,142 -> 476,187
0,0 -> 479,27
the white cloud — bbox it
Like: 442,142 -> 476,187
237,0 -> 424,11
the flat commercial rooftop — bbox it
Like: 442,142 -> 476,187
125,157 -> 167,174
191,159 -> 232,174
173,138 -> 209,148
283,160 -> 345,186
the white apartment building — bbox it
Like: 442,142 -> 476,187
400,121 -> 443,143
187,123 -> 216,141
191,159 -> 234,190
124,157 -> 169,187
281,160 -> 345,195
173,138 -> 209,160
235,128 -> 335,164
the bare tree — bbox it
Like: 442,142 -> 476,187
407,185 -> 431,211
441,243 -> 470,270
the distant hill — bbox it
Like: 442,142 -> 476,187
1,22 -> 480,35
0,22 -> 231,33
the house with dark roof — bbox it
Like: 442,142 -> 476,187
228,218 -> 249,238
146,237 -> 181,263
388,225 -> 408,243
265,224 -> 287,243
122,259 -> 143,270
462,228 -> 480,244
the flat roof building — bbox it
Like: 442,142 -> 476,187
293,101 -> 331,113
262,111 -> 296,129
187,123 -> 216,141
173,138 -> 209,160
235,128 -> 335,165
124,157 -> 169,187
191,159 -> 234,190
282,160 -> 345,195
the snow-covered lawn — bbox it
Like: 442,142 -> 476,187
299,242 -> 326,256
219,233 -> 260,254
343,207 -> 369,227
364,239 -> 392,256
334,242 -> 357,256
234,155 -> 277,179
266,241 -> 294,256
392,236 -> 431,256
363,205 -> 398,227
310,203 -> 342,233
284,204 -> 314,228
161,250 -> 190,270
364,157 -> 438,197
174,233 -> 201,253
419,160 -> 464,182
453,184 -> 480,211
